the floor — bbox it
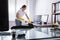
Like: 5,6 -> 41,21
0,36 -> 60,40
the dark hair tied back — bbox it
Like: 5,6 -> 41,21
22,5 -> 26,8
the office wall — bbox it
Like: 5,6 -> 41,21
8,0 -> 36,21
28,0 -> 36,21
35,0 -> 60,34
35,0 -> 54,23
8,0 -> 60,28
8,0 -> 16,21
8,0 -> 36,27
8,0 -> 16,27
35,0 -> 60,23
8,0 -> 60,22
16,0 -> 28,12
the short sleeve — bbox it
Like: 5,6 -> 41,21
17,10 -> 20,14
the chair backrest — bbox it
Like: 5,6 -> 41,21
41,15 -> 49,22
34,15 -> 49,24
34,15 -> 42,22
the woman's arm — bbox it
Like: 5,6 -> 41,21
25,13 -> 30,20
25,13 -> 31,23
16,12 -> 24,21
16,12 -> 19,18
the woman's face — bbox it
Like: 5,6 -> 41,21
22,7 -> 26,11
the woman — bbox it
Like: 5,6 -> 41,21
15,5 -> 30,26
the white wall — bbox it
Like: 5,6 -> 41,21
8,0 -> 36,21
8,0 -> 36,27
35,0 -> 54,23
35,0 -> 60,23
8,0 -> 60,22
8,0 -> 16,21
16,0 -> 28,12
28,0 -> 36,21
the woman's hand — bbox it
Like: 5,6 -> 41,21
28,19 -> 31,23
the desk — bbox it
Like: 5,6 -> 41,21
33,24 -> 58,28
11,24 -> 58,39
33,24 -> 58,37
11,24 -> 58,29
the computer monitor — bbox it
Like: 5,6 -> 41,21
34,15 -> 49,24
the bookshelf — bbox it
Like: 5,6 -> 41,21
51,1 -> 60,24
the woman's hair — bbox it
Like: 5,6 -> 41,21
22,5 -> 27,8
